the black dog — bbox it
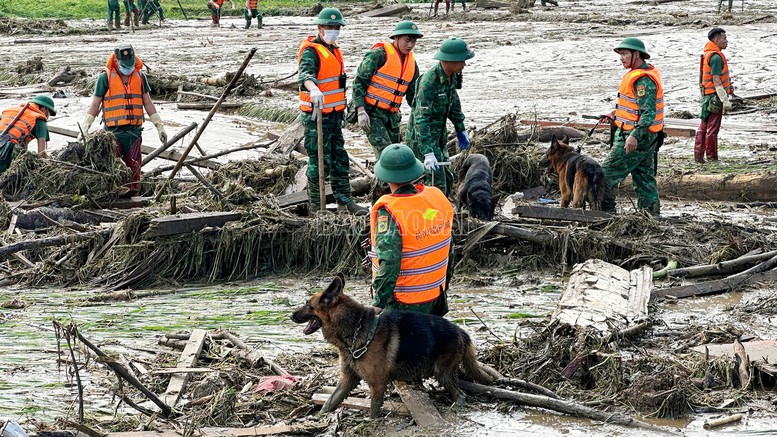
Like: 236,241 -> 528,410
457,154 -> 497,220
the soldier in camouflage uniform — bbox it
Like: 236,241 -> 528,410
138,0 -> 164,24
298,8 -> 367,215
352,21 -> 421,160
405,37 -> 474,197
601,38 -> 664,216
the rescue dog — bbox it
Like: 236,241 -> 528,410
541,135 -> 605,210
457,153 -> 498,220
290,274 -> 500,418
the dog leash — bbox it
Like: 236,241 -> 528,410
350,312 -> 381,359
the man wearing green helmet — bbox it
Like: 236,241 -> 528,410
298,8 -> 367,215
405,37 -> 474,197
352,20 -> 422,160
601,37 -> 664,216
0,95 -> 55,173
369,143 -> 454,314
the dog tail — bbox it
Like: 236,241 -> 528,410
462,341 -> 502,383
588,164 -> 606,211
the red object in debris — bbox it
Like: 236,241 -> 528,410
252,375 -> 300,393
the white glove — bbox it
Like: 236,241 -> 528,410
715,85 -> 732,112
423,153 -> 439,171
357,109 -> 370,132
309,85 -> 324,111
150,113 -> 168,144
78,114 -> 95,140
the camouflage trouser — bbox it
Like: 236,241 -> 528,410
108,0 -> 121,21
243,8 -> 262,28
365,107 -> 401,160
139,0 -> 164,23
302,111 -> 351,208
601,130 -> 660,215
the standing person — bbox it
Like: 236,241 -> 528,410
369,143 -> 454,314
208,0 -> 235,27
79,45 -> 168,197
452,0 -> 466,11
139,0 -> 164,24
122,0 -> 139,26
107,0 -> 121,29
433,0 -> 450,16
405,37 -> 474,198
0,95 -> 55,173
695,27 -> 733,163
601,38 -> 664,216
298,7 -> 367,215
352,20 -> 421,160
243,0 -> 262,29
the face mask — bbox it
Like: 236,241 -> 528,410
324,29 -> 339,44
119,64 -> 135,75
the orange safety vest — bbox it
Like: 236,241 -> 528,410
364,42 -> 416,113
247,0 -> 257,8
614,65 -> 664,133
297,37 -> 346,114
0,103 -> 47,145
369,185 -> 454,305
701,40 -> 733,96
103,53 -> 145,128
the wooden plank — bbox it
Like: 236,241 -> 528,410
151,367 -> 216,375
276,186 -> 334,209
107,424 -> 328,437
519,119 -> 695,138
143,212 -> 243,238
176,102 -> 243,110
692,340 -> 777,363
653,269 -> 777,299
394,382 -> 445,427
161,328 -> 207,407
513,205 -> 613,223
312,393 -> 410,416
106,197 -> 153,209
358,4 -> 411,17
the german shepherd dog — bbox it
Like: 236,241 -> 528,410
291,274 -> 500,418
457,153 -> 498,220
541,135 -> 605,210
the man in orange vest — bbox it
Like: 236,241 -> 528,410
243,0 -> 261,29
352,21 -> 421,160
0,95 -> 55,173
601,38 -> 664,216
298,7 -> 367,216
208,0 -> 235,27
79,45 -> 168,196
369,143 -> 454,315
695,28 -> 733,163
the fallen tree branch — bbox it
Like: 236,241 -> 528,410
666,250 -> 777,279
496,377 -> 560,399
0,229 -> 111,259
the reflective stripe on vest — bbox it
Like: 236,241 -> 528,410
0,104 -> 47,145
369,185 -> 454,305
614,64 -> 664,133
364,42 -> 416,113
297,37 -> 346,114
102,54 -> 145,128
701,41 -> 733,96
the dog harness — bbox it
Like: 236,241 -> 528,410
350,313 -> 381,359
700,40 -> 733,96
298,37 -> 347,114
364,42 -> 416,113
614,64 -> 664,134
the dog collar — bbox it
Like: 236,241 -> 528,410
350,313 -> 381,360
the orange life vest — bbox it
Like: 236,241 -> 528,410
297,37 -> 346,114
103,53 -> 145,128
364,42 -> 416,113
247,0 -> 257,8
369,185 -> 454,305
614,65 -> 664,133
0,103 -> 47,145
701,40 -> 733,96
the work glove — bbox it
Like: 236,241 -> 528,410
308,85 -> 324,121
456,131 -> 470,150
423,152 -> 439,171
149,113 -> 168,144
357,109 -> 370,132
716,86 -> 733,113
78,114 -> 95,140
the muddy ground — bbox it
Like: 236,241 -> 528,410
1,0 -> 777,435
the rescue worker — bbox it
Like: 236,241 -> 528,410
122,0 -> 139,27
79,45 -> 168,197
352,20 -> 421,160
243,0 -> 262,29
208,0 -> 235,27
108,0 -> 121,29
695,28 -> 733,163
0,95 -> 55,173
405,37 -> 474,197
369,143 -> 454,314
298,7 -> 367,215
601,38 -> 664,216
433,0 -> 450,16
138,0 -> 164,24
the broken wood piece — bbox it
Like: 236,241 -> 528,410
312,393 -> 410,416
654,269 -> 777,299
269,115 -> 304,155
185,164 -> 232,207
276,185 -> 334,209
211,329 -> 289,376
145,139 -> 277,176
161,328 -> 207,407
733,338 -> 751,389
0,229 -> 112,259
358,4 -> 410,17
106,423 -> 328,437
667,250 -> 777,279
394,382 -> 445,427
141,121 -> 198,166
520,119 -> 695,138
176,102 -> 243,110
151,367 -> 215,375
47,66 -> 75,86
703,413 -> 743,429
177,90 -> 220,101
347,152 -> 374,178
497,377 -> 560,399
142,211 -> 242,239
140,144 -> 220,170
513,205 -> 613,223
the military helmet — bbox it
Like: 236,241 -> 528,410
316,7 -> 346,26
613,37 -> 650,59
390,21 -> 422,39
31,95 -> 56,116
434,37 -> 475,62
374,143 -> 425,184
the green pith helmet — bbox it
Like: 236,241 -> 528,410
316,7 -> 346,26
31,95 -> 56,116
374,143 -> 425,184
390,21 -> 422,39
613,37 -> 650,59
434,37 -> 475,62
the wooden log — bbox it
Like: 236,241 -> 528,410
142,211 -> 242,238
394,382 -> 445,427
106,423 -> 328,437
358,4 -> 411,17
269,116 -> 305,155
519,119 -> 695,138
141,121 -> 198,166
513,205 -> 613,223
666,250 -> 777,278
211,329 -> 289,376
145,139 -> 277,176
703,413 -> 743,429
176,102 -> 243,110
654,266 -> 777,299
161,328 -> 207,407
47,66 -> 75,86
177,90 -> 219,101
640,173 -> 777,203
0,229 -> 111,259
276,185 -> 334,209
311,393 -> 410,416
733,338 -> 751,389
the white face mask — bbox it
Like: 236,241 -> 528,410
119,64 -> 135,75
324,29 -> 339,44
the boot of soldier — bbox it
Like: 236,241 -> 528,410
446,4 -> 450,14
433,3 -> 438,16
133,11 -> 139,26
124,12 -> 130,26
107,19 -> 114,29
244,18 -> 251,29
115,16 -> 122,28
257,15 -> 262,28
338,201 -> 368,216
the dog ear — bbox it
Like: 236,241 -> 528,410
321,274 -> 344,305
561,134 -> 569,144
550,135 -> 559,153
